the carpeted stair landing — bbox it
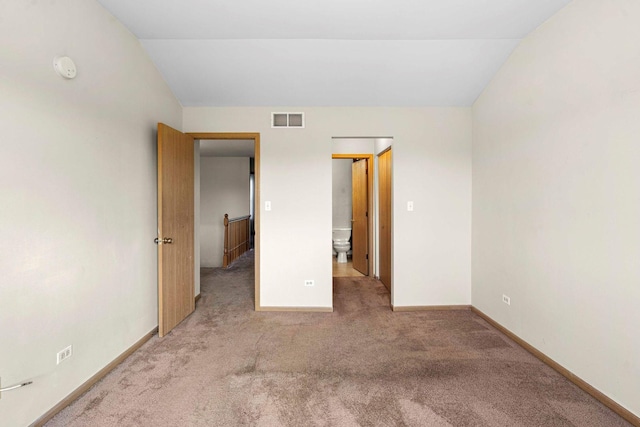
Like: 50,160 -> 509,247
47,251 -> 631,426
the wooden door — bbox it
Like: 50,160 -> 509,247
351,159 -> 368,275
157,123 -> 195,337
378,149 -> 392,290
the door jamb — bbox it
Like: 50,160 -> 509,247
376,147 -> 392,296
188,132 -> 261,310
332,154 -> 374,276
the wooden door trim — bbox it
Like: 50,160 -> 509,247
332,154 -> 374,276
377,148 -> 392,292
188,132 -> 261,310
188,132 -> 259,140
377,146 -> 392,156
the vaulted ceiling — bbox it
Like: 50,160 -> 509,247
96,0 -> 571,106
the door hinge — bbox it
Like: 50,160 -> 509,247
365,211 -> 368,217
366,254 -> 369,260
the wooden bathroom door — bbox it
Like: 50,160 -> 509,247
351,158 -> 369,275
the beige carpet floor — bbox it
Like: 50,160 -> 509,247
47,251 -> 631,426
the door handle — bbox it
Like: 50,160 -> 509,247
154,237 -> 173,245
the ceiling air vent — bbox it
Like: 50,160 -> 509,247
272,112 -> 305,128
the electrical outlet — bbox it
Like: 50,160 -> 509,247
407,201 -> 414,211
304,280 -> 314,287
502,294 -> 511,306
57,345 -> 73,365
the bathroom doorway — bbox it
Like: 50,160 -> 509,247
332,154 -> 373,278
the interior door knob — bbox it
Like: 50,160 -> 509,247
154,237 -> 173,245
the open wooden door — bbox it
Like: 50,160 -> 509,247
157,123 -> 195,337
378,148 -> 392,290
351,158 -> 369,275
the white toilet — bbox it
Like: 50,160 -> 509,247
332,228 -> 352,263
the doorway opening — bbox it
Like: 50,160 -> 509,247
189,132 -> 261,310
331,137 -> 393,293
332,154 -> 373,278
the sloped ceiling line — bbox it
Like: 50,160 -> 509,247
96,0 -> 572,106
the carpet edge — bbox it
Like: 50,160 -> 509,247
30,327 -> 159,427
392,304 -> 471,312
257,306 -> 333,312
471,307 -> 639,427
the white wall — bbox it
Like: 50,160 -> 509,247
332,138 -> 375,155
0,2 -> 182,426
374,138 -> 393,155
332,159 -> 352,229
472,0 -> 640,417
200,157 -> 250,268
184,107 -> 472,308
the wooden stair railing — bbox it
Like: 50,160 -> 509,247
223,214 -> 251,268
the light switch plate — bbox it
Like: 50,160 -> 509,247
407,201 -> 414,211
265,201 -> 271,211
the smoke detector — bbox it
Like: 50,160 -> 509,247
53,56 -> 77,79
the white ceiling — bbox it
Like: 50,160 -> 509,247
199,139 -> 255,157
96,0 -> 571,106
